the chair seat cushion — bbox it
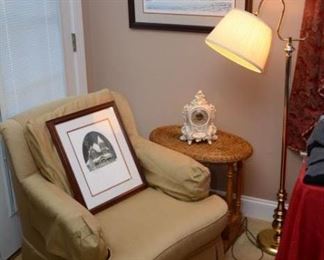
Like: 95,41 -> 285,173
95,188 -> 228,260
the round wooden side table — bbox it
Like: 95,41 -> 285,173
149,125 -> 253,250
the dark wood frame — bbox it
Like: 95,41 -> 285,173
128,0 -> 253,33
46,101 -> 147,214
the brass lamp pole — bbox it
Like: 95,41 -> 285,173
205,0 -> 306,256
257,36 -> 295,256
256,0 -> 305,255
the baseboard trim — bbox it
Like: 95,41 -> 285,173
240,195 -> 277,222
211,189 -> 286,222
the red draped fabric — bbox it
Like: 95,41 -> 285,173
287,0 -> 324,152
276,163 -> 324,260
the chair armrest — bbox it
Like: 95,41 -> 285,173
21,173 -> 109,260
132,136 -> 210,201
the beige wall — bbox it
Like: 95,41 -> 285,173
82,0 -> 305,201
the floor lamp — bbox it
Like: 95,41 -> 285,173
205,0 -> 305,255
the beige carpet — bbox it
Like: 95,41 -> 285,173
225,218 -> 275,260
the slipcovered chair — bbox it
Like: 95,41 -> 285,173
0,89 -> 228,260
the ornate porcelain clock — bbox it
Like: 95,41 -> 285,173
180,90 -> 217,145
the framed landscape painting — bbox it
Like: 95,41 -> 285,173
128,0 -> 253,33
46,102 -> 146,213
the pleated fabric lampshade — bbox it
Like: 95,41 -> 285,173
205,9 -> 272,73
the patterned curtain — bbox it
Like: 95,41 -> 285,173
287,0 -> 324,152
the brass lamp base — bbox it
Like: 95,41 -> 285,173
257,229 -> 279,256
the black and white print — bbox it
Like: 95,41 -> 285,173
83,131 -> 117,172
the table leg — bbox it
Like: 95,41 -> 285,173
226,163 -> 234,214
222,162 -> 245,251
236,161 -> 243,216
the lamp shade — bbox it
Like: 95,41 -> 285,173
205,9 -> 272,73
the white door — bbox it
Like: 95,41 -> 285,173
0,0 -> 87,258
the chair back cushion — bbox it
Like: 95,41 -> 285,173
1,89 -> 138,195
25,89 -> 114,194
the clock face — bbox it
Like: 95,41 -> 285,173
190,108 -> 209,126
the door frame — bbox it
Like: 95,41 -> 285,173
60,0 -> 88,96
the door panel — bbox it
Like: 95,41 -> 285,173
0,0 -> 87,257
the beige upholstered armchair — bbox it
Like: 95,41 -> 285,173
0,89 -> 228,260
